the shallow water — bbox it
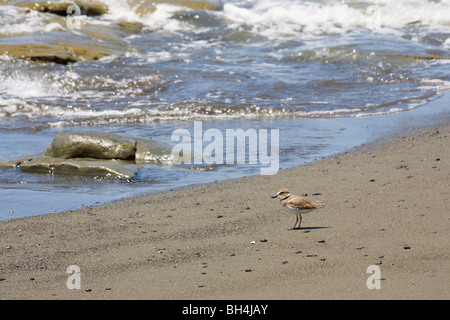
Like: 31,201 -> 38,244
0,0 -> 449,219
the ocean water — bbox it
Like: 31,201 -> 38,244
0,0 -> 449,220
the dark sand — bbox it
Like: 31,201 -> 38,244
1,123 -> 449,299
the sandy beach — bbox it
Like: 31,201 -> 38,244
0,122 -> 448,300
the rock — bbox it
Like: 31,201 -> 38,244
4,1 -> 220,66
5,131 -> 176,179
19,157 -> 138,179
115,21 -> 145,35
174,0 -> 220,11
134,0 -> 220,17
430,130 -> 439,136
135,138 -> 174,164
13,0 -> 108,17
0,31 -> 126,64
44,131 -> 137,160
0,162 -> 16,169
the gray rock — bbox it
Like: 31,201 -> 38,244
44,131 -> 137,160
19,157 -> 138,179
135,138 -> 174,164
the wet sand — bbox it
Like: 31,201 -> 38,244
0,122 -> 449,300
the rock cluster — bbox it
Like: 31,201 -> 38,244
1,0 -> 220,64
1,131 -> 174,179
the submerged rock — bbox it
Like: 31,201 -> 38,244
4,0 -> 218,64
133,0 -> 220,16
0,162 -> 16,169
12,0 -> 219,18
135,139 -> 174,164
19,157 -> 138,179
13,0 -> 108,17
115,21 -> 145,35
44,131 -> 137,160
0,30 -> 127,64
2,1 -> 128,64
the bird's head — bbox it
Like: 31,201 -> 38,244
271,188 -> 291,200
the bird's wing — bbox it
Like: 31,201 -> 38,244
287,195 -> 324,209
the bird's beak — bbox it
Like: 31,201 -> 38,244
271,194 -> 278,198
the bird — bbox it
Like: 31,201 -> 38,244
272,188 -> 325,230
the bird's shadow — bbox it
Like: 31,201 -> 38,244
289,226 -> 331,231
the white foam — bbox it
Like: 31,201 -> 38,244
222,0 -> 450,40
98,0 -> 187,32
419,79 -> 450,92
0,96 -> 430,127
0,6 -> 62,36
3,0 -> 447,42
0,72 -> 61,99
444,38 -> 450,49
98,0 -> 142,22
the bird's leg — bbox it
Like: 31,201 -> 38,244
294,214 -> 299,229
298,214 -> 302,229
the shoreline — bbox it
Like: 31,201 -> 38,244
0,120 -> 449,299
2,91 -> 450,221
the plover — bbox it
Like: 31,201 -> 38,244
272,188 -> 325,229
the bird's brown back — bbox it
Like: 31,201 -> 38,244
282,194 -> 325,209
